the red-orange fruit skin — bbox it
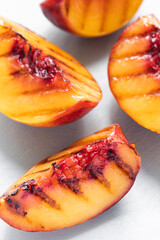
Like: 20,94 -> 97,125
41,0 -> 71,32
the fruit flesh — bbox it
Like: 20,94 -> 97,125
0,124 -> 141,231
0,17 -> 102,127
109,15 -> 160,133
41,0 -> 143,37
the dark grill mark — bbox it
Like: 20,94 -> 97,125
48,47 -> 93,80
22,180 -> 60,209
11,189 -> 19,197
17,32 -> 26,40
21,85 -> 65,95
53,57 -> 94,81
100,0 -> 109,32
50,140 -> 136,195
41,153 -> 74,164
48,47 -> 75,63
52,162 -> 60,169
88,164 -> 110,188
11,70 -> 22,77
65,0 -> 70,16
146,88 -> 160,96
60,178 -> 81,194
28,168 -> 50,176
107,149 -> 135,180
5,197 -> 27,217
81,0 -> 92,30
15,203 -> 20,210
7,198 -> 12,204
63,72 -> 99,99
51,140 -> 113,193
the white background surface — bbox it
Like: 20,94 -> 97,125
0,0 -> 160,239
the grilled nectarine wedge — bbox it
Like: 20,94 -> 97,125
0,17 -> 102,127
41,0 -> 143,37
0,124 -> 141,231
109,15 -> 160,133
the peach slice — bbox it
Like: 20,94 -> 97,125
0,124 -> 141,231
0,17 -> 102,127
40,0 -> 143,37
109,15 -> 160,133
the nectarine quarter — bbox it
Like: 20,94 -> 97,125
41,0 -> 143,37
108,15 -> 160,133
0,17 -> 102,127
0,124 -> 141,231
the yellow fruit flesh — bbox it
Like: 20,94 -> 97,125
111,36 -> 151,59
109,56 -> 149,77
120,96 -> 160,133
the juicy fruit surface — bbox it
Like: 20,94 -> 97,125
41,0 -> 143,37
109,15 -> 160,133
0,17 -> 102,127
0,124 -> 141,231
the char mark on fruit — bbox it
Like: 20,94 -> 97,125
81,0 -> 92,30
51,140 -> 114,193
21,179 -> 60,209
52,162 -> 81,194
99,0 -> 114,33
30,168 -> 51,176
65,0 -> 70,16
60,178 -> 81,194
10,189 -> 19,196
11,34 -> 63,83
24,167 -> 51,177
11,70 -> 22,77
48,47 -> 74,63
5,197 -> 27,217
87,163 -> 110,188
107,149 -> 135,180
52,57 -> 91,80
